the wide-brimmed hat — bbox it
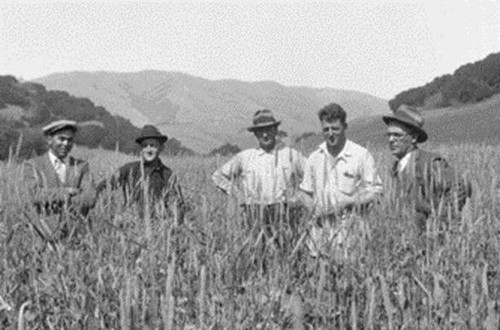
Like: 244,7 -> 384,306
135,125 -> 168,144
382,104 -> 428,143
247,109 -> 281,132
42,119 -> 78,136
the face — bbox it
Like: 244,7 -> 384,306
321,119 -> 346,148
253,126 -> 278,151
386,123 -> 417,159
47,128 -> 75,159
140,138 -> 163,163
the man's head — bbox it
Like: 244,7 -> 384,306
382,105 -> 427,160
43,120 -> 78,160
247,109 -> 281,152
135,125 -> 168,163
317,103 -> 347,149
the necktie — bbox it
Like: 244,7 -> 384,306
54,158 -> 66,183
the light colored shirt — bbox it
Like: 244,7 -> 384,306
397,150 -> 413,174
300,140 -> 382,215
48,150 -> 67,183
212,146 -> 306,205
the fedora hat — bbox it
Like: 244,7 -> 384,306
135,125 -> 168,144
42,119 -> 78,136
247,109 -> 281,132
382,104 -> 428,143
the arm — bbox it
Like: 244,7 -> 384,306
23,161 -> 73,206
353,151 -> 383,206
428,157 -> 472,211
212,154 -> 243,198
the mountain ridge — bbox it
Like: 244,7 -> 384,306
36,71 -> 390,152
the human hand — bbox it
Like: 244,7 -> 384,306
65,187 -> 81,197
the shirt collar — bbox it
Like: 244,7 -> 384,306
318,140 -> 353,160
48,150 -> 66,166
256,145 -> 282,156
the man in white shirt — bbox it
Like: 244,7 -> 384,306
212,110 -> 306,252
300,103 -> 383,257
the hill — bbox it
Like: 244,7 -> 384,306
0,75 -> 194,160
36,71 -> 390,152
296,93 -> 500,154
390,52 -> 500,110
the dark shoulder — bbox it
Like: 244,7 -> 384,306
159,161 -> 174,177
26,153 -> 48,166
118,161 -> 141,173
417,149 -> 445,164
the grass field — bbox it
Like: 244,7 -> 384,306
0,143 -> 499,329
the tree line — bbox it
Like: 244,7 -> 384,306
389,52 -> 500,110
0,75 -> 194,160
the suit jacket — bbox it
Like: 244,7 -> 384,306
96,158 -> 185,221
23,153 -> 95,215
391,149 -> 472,231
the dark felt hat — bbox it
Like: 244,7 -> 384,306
382,104 -> 428,143
247,109 -> 281,132
42,119 -> 78,136
135,125 -> 168,144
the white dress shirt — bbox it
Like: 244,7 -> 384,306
48,151 -> 67,183
300,140 -> 382,215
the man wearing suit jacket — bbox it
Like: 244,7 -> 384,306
23,119 -> 95,241
383,105 -> 472,233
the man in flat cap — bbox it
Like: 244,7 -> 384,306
23,119 -> 96,242
97,125 -> 185,222
212,109 -> 306,255
383,104 -> 472,233
299,103 -> 383,258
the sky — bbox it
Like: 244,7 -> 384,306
1,0 -> 499,99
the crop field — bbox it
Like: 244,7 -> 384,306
0,143 -> 499,329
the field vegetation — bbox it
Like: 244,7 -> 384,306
0,143 -> 499,329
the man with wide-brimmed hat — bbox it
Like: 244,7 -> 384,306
97,125 -> 185,221
212,109 -> 306,256
23,119 -> 96,243
383,104 -> 472,233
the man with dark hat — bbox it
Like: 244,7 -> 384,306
23,119 -> 96,241
212,109 -> 306,253
97,125 -> 185,221
383,104 -> 472,233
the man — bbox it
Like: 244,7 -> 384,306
97,125 -> 185,222
383,104 -> 472,233
300,103 -> 383,257
23,119 -> 96,241
212,109 -> 306,250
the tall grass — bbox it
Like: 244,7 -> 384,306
0,144 -> 499,329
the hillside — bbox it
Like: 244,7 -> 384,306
390,52 -> 500,110
296,93 -> 500,154
36,71 -> 390,152
0,76 -> 194,160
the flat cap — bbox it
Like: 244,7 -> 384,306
42,119 -> 78,135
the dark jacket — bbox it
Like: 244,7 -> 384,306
97,159 -> 185,221
23,153 -> 96,215
390,149 -> 472,231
